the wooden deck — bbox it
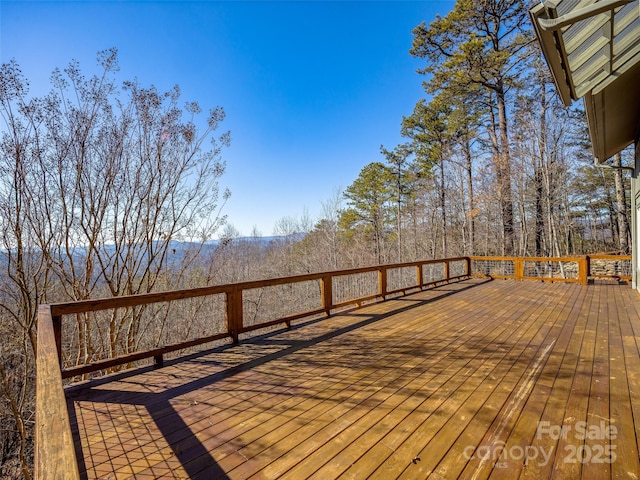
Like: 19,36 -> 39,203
66,277 -> 640,479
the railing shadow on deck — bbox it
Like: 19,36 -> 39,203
35,254 -> 632,479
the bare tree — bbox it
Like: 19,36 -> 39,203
612,153 -> 631,253
0,49 -> 230,478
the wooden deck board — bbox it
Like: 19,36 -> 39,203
348,282 -> 562,480
66,278 -> 640,479
608,282 -> 639,480
274,282 -> 529,480
429,282 -> 585,480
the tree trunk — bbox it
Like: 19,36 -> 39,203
440,158 -> 447,257
535,167 -> 544,255
612,153 -> 631,253
496,86 -> 514,255
601,169 -> 619,249
535,82 -> 547,256
487,94 -> 504,253
396,192 -> 402,262
463,137 -> 475,255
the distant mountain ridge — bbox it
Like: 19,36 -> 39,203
0,234 -> 306,267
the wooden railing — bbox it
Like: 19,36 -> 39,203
34,254 -> 631,480
469,254 -> 632,284
470,256 -> 588,283
48,257 -> 470,379
587,253 -> 633,280
35,256 -> 469,480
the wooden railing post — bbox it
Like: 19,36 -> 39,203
225,291 -> 234,343
226,287 -> 243,343
321,274 -> 333,315
514,258 -> 524,281
579,257 -> 589,285
378,267 -> 387,300
417,264 -> 423,289
585,255 -> 591,278
153,354 -> 164,368
444,261 -> 450,282
466,257 -> 472,277
36,305 -> 80,480
52,314 -> 62,368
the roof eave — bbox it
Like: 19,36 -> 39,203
529,3 -> 575,106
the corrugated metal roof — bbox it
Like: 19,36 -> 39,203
531,0 -> 640,161
531,0 -> 640,104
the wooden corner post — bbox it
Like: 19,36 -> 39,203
579,257 -> 589,285
52,314 -> 63,367
378,267 -> 387,300
321,274 -> 333,316
514,258 -> 524,281
585,255 -> 591,279
36,305 -> 81,480
226,287 -> 243,343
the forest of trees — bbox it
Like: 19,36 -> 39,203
0,1 -> 634,478
316,0 -> 632,268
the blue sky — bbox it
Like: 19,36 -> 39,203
1,0 -> 455,237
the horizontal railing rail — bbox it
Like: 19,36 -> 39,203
34,253 -> 631,480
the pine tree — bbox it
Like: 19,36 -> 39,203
410,0 -> 532,254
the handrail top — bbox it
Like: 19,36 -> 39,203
469,254 -> 632,261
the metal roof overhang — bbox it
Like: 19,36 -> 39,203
530,0 -> 640,161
